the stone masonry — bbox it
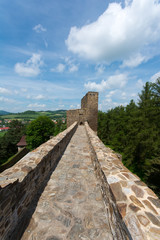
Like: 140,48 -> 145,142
0,107 -> 160,239
0,122 -> 160,239
67,92 -> 98,132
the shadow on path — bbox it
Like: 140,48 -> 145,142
10,147 -> 69,240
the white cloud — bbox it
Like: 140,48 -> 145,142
0,87 -> 11,94
14,90 -> 19,94
69,64 -> 78,72
0,97 -> 15,103
101,97 -> 128,110
150,71 -> 160,82
95,64 -> 105,74
34,94 -> 45,100
44,40 -> 48,48
84,73 -> 128,92
131,93 -> 137,97
51,63 -> 66,73
69,104 -> 75,109
121,92 -> 126,99
136,79 -> 144,88
21,88 -> 27,92
66,0 -> 160,65
106,90 -> 117,98
14,53 -> 43,77
121,54 -> 148,68
27,103 -> 46,109
33,24 -> 47,33
58,104 -> 65,109
64,57 -> 79,72
51,58 -> 79,73
26,94 -> 45,100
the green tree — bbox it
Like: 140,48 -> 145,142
0,120 -> 26,165
54,119 -> 66,136
26,116 -> 55,150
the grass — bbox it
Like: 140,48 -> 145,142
0,153 -> 17,167
0,131 -> 6,137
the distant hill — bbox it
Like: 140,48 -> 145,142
0,110 -> 12,116
0,110 -> 66,120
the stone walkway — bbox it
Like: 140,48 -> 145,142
21,126 -> 113,240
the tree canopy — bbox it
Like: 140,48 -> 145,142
0,120 -> 26,165
26,116 -> 55,150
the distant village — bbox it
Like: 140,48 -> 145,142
0,118 -> 66,132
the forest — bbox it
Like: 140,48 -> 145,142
98,78 -> 160,197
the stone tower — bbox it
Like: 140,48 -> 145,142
67,92 -> 98,132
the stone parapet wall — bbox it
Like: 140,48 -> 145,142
67,109 -> 87,127
0,122 -> 78,240
85,122 -> 160,240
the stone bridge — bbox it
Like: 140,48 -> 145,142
0,122 -> 160,240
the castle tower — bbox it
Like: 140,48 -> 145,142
81,92 -> 98,132
67,91 -> 98,132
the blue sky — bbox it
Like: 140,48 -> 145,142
0,0 -> 160,113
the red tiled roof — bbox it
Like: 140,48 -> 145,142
0,127 -> 10,130
17,135 -> 27,147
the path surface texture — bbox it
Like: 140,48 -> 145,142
21,125 -> 113,240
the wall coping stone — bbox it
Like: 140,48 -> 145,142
85,121 -> 160,240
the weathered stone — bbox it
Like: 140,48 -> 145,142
145,188 -> 157,197
17,206 -> 22,216
137,215 -> 149,226
118,174 -> 126,180
122,173 -> 130,179
95,191 -> 102,201
21,166 -> 32,173
131,185 -> 144,198
119,181 -> 127,187
46,236 -> 62,240
148,197 -> 160,208
57,215 -> 71,227
143,200 -> 158,214
129,203 -> 140,212
130,195 -> 144,208
73,191 -> 85,199
110,182 -> 127,201
72,164 -> 80,168
150,227 -> 160,235
84,213 -> 94,229
0,197 -> 11,211
123,187 -> 132,195
124,214 -> 145,240
135,180 -> 146,187
107,176 -> 119,184
117,203 -> 127,218
66,223 -> 84,240
145,212 -> 160,226
5,220 -> 10,228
